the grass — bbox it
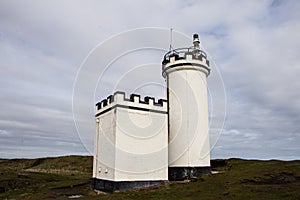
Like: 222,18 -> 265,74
0,156 -> 299,199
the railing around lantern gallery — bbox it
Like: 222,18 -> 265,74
162,47 -> 208,64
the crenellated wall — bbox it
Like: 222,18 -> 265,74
95,91 -> 167,117
93,92 -> 168,192
162,49 -> 210,78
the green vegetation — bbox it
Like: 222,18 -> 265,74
0,156 -> 92,199
0,156 -> 299,199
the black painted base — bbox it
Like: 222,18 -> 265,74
92,178 -> 165,193
168,166 -> 211,181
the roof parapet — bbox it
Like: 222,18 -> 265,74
96,91 -> 167,111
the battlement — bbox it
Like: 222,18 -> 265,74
95,91 -> 168,117
162,47 -> 211,78
162,34 -> 211,78
162,47 -> 210,66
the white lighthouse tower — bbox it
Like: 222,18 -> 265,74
162,34 -> 211,180
93,33 -> 212,192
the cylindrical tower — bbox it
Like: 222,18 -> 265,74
162,34 -> 211,180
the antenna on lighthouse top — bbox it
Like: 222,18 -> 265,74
169,28 -> 173,51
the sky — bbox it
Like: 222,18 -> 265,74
0,0 -> 299,160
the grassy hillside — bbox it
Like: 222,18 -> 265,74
0,156 -> 299,199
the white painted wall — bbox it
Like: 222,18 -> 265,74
93,92 -> 168,181
163,55 -> 211,167
94,110 -> 116,181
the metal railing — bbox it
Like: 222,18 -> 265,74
163,47 -> 207,61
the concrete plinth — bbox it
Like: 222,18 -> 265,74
168,167 -> 211,181
92,178 -> 165,193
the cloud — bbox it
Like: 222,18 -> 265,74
0,0 -> 299,159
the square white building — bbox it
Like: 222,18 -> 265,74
92,91 -> 168,192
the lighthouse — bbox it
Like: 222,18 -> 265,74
93,33 -> 211,192
162,34 -> 211,180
